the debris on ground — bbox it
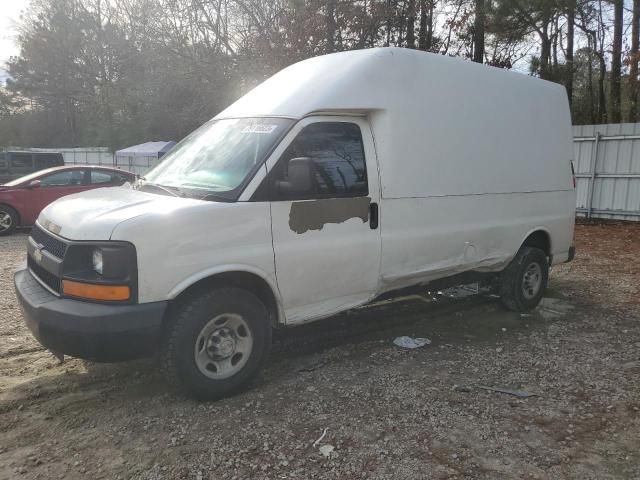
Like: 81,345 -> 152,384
296,359 -> 328,373
477,385 -> 538,398
312,428 -> 328,447
452,384 -> 472,393
319,445 -> 336,458
393,336 -> 431,349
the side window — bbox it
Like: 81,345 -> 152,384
10,153 -> 33,171
40,170 -> 85,187
91,171 -> 115,185
35,153 -> 64,169
0,153 -> 7,177
271,122 -> 368,200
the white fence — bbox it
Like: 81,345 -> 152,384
27,147 -> 114,166
573,123 -> 640,221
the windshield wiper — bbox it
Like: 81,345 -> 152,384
137,178 -> 184,197
196,192 -> 234,202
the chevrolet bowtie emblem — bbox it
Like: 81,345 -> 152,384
33,246 -> 43,263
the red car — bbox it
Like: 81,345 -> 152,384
0,166 -> 136,235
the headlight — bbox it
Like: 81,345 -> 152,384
62,242 -> 137,303
92,248 -> 103,275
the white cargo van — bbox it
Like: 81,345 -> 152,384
15,48 -> 576,399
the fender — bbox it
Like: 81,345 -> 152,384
517,226 -> 553,257
167,263 -> 287,325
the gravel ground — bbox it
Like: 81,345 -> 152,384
1,223 -> 639,480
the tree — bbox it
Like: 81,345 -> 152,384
418,0 -> 434,51
406,0 -> 417,48
630,0 -> 640,122
610,0 -> 623,123
566,0 -> 575,107
473,0 -> 485,63
492,0 -> 564,80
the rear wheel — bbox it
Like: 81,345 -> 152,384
161,287 -> 272,400
0,205 -> 18,236
499,246 -> 548,312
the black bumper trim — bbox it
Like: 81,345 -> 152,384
14,268 -> 167,362
566,246 -> 576,263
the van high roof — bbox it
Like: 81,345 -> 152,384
217,47 -> 565,120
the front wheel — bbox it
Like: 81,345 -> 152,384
499,246 -> 548,312
0,205 -> 18,236
161,287 -> 272,400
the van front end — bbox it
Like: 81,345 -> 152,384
14,223 -> 167,362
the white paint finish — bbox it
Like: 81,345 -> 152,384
218,47 -> 573,199
38,187 -> 205,240
33,48 -> 577,327
266,116 -> 382,324
378,191 -> 575,293
111,200 -> 277,304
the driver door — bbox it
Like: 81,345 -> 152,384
262,116 -> 382,324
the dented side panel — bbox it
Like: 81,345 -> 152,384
378,190 -> 575,293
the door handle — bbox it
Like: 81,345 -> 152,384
369,202 -> 379,230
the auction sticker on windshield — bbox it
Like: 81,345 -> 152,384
241,124 -> 279,134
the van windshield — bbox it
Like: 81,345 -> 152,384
142,117 -> 293,200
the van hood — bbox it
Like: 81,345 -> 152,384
38,186 -> 208,240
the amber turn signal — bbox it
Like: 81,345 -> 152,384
62,280 -> 130,301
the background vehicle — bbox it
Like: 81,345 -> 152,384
15,48 -> 575,399
0,166 -> 136,235
0,151 -> 64,184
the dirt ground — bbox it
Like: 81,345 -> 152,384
1,223 -> 639,480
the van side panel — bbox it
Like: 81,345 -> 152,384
378,191 -> 574,292
216,47 -> 576,299
370,75 -> 573,199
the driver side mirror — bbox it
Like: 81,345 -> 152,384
276,157 -> 314,197
27,179 -> 41,189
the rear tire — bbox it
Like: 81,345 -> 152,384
499,246 -> 548,312
161,287 -> 272,400
0,205 -> 18,236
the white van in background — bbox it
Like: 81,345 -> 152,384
15,48 -> 576,399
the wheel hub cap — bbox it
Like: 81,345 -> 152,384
194,313 -> 253,380
0,212 -> 12,231
522,262 -> 542,300
208,328 -> 236,358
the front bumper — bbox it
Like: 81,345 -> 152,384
14,268 -> 167,362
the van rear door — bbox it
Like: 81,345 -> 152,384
263,116 -> 382,324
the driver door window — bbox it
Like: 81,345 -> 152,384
269,122 -> 368,200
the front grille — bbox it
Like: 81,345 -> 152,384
30,224 -> 67,259
28,255 -> 61,294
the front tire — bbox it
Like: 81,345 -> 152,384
161,287 -> 272,400
499,246 -> 548,312
0,205 -> 18,236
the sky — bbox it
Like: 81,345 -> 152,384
0,0 -> 29,82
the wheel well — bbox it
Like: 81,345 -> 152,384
522,230 -> 551,257
170,271 -> 280,327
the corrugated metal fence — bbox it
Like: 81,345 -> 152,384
573,123 -> 640,221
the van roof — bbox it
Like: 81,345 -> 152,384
216,47 -> 564,120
